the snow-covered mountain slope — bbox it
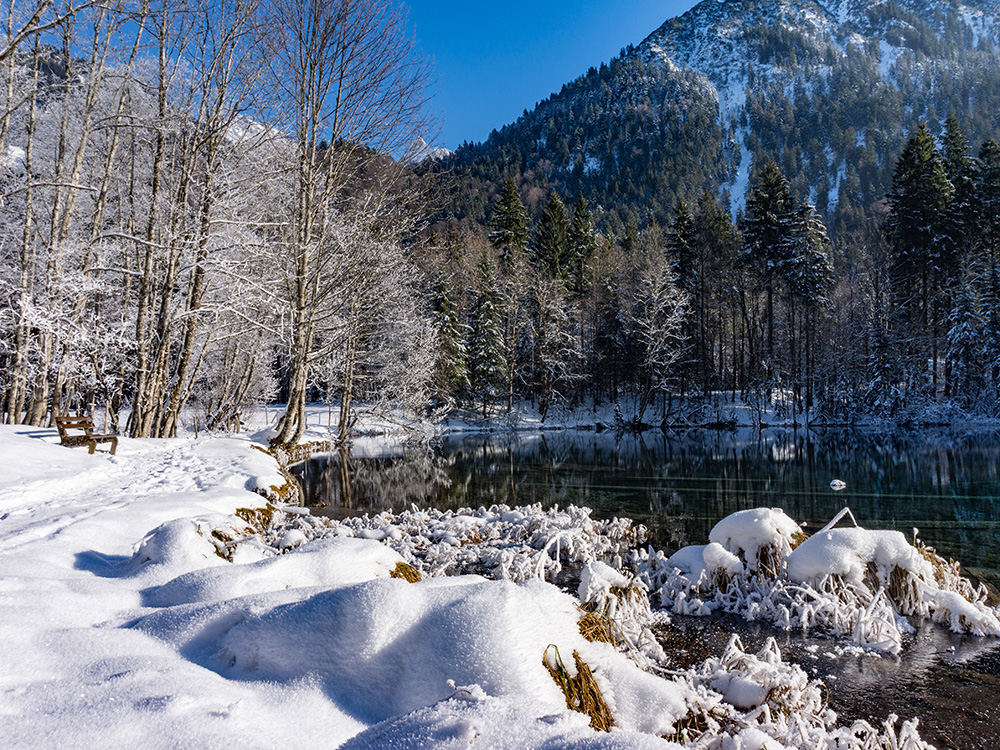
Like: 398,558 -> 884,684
443,0 -> 1000,233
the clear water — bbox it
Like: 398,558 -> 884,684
291,427 -> 1000,747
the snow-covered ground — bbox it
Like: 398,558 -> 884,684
0,421 -> 964,748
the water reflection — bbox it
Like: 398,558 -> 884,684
292,427 -> 1000,581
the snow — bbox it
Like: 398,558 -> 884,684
878,40 -> 904,80
0,423 -> 949,748
404,136 -> 454,164
2,144 -> 26,170
638,505 -> 1000,655
785,527 -> 931,585
709,507 -> 802,573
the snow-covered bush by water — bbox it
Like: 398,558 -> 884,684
633,507 -> 1000,654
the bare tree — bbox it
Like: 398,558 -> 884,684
259,0 -> 431,447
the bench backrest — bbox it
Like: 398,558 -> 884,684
54,416 -> 95,438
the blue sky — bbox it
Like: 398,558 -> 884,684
406,1 -> 701,150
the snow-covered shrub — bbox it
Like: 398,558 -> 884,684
576,561 -> 665,662
788,527 -> 1000,638
673,635 -> 933,749
634,507 -> 1000,654
709,507 -> 804,578
239,502 -> 646,585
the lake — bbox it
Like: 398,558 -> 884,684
292,427 -> 1000,584
291,427 -> 1000,748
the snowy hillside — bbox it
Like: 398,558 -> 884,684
443,0 -> 1000,229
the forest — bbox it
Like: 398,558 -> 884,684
0,0 -> 437,447
427,115 -> 1000,428
3,0 -> 1000,446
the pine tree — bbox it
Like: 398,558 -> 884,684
667,199 -> 697,294
488,178 -> 529,267
739,159 -> 798,370
534,191 -> 570,280
946,276 -> 983,406
786,202 -> 834,306
567,194 -> 597,295
885,122 -> 956,314
865,289 -> 906,417
466,253 -> 506,417
692,191 -> 740,397
978,139 -> 1000,260
432,278 -> 468,406
980,260 -> 1000,390
885,122 -> 957,399
940,114 -> 977,262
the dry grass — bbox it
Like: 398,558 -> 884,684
236,504 -> 279,532
578,610 -> 617,645
791,530 -> 809,550
544,646 -> 615,732
460,530 -> 483,546
664,711 -> 712,744
756,543 -> 785,579
390,561 -> 422,582
210,529 -> 238,560
607,582 -> 646,609
915,538 -> 957,587
888,564 -> 920,609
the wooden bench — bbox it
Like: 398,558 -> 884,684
54,415 -> 119,455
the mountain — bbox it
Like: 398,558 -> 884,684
435,0 -> 1000,242
405,137 -> 454,164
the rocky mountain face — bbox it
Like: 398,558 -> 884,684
439,0 -> 1000,241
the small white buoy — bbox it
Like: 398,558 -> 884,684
830,479 -> 847,491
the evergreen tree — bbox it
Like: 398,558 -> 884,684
740,160 -> 798,283
946,276 -> 983,406
940,114 -> 978,261
466,253 -> 506,417
567,194 -> 597,295
534,191 -> 570,280
740,159 -> 798,368
980,260 -> 1000,390
885,122 -> 956,314
786,202 -> 834,305
667,199 -> 697,294
885,122 -> 957,398
978,139 -> 1000,260
865,290 -> 906,417
692,191 -> 740,396
431,278 -> 468,405
622,219 -> 639,256
488,178 -> 529,266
